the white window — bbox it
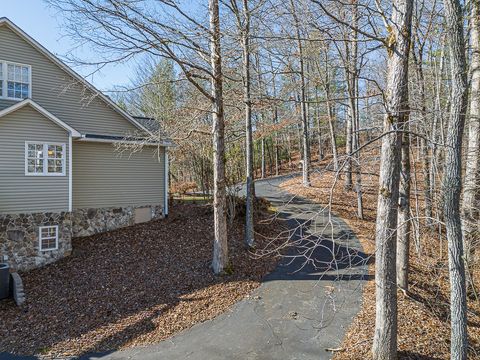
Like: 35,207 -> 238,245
25,142 -> 66,176
0,61 -> 31,100
39,226 -> 58,251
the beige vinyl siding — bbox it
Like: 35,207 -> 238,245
0,25 -> 139,136
73,142 -> 165,209
0,98 -> 16,109
0,106 -> 69,214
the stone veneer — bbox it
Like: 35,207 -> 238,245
0,212 -> 72,271
71,205 -> 164,238
0,204 -> 163,271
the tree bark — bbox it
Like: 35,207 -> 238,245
326,98 -> 339,171
315,88 -> 324,161
397,131 -> 411,291
274,107 -> 280,176
240,0 -> 255,248
413,48 -> 433,227
350,1 -> 363,219
443,0 -> 469,358
372,0 -> 413,358
463,0 -> 480,268
431,39 -> 446,209
290,0 -> 310,186
344,105 -> 353,190
209,0 -> 228,274
321,46 -> 339,171
261,137 -> 266,178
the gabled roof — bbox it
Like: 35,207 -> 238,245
0,17 -> 152,135
0,99 -> 82,137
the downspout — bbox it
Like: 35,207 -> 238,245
68,134 -> 72,212
164,149 -> 169,217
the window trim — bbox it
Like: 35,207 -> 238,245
39,225 -> 59,252
0,60 -> 32,101
25,141 -> 66,177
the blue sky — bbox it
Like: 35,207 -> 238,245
2,0 -> 133,91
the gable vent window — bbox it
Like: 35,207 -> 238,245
25,142 -> 65,176
0,61 -> 31,100
39,226 -> 58,251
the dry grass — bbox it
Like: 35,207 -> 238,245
0,201 -> 285,359
281,158 -> 480,359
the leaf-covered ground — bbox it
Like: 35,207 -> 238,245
0,201 -> 285,359
281,169 -> 480,359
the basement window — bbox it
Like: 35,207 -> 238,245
25,142 -> 65,176
39,226 -> 58,251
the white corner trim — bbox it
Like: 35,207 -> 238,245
68,135 -> 73,212
0,99 -> 82,137
164,150 -> 169,216
0,17 -> 152,135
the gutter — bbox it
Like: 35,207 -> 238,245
77,134 -> 175,147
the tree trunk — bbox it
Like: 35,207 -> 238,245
274,107 -> 280,176
325,92 -> 339,171
463,0 -> 480,271
321,47 -> 339,171
397,132 -> 411,291
290,0 -> 310,186
241,0 -> 255,248
413,49 -> 433,227
344,105 -> 353,190
315,88 -> 324,161
431,39 -> 446,209
443,0 -> 469,358
372,0 -> 413,359
209,0 -> 228,274
350,1 -> 363,219
261,137 -> 266,178
344,1 -> 358,191
271,58 -> 280,177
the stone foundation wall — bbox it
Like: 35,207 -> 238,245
0,204 -> 163,271
0,212 -> 72,271
71,205 -> 163,238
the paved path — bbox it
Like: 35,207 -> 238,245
82,175 -> 368,360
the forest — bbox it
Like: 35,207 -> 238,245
44,0 -> 480,358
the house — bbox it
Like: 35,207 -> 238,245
0,18 -> 172,271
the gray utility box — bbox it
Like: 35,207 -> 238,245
0,263 -> 10,299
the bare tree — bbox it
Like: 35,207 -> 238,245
290,0 -> 311,187
397,131 -> 411,291
463,0 -> 480,273
225,0 -> 256,248
209,0 -> 229,273
372,0 -> 413,358
47,0 -> 230,274
443,0 -> 469,357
